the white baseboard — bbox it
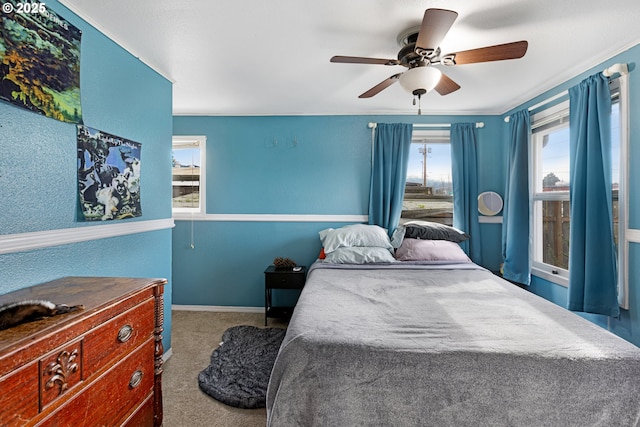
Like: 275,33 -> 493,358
163,347 -> 173,362
172,304 -> 263,313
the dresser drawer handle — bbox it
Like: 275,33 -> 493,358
129,370 -> 143,389
117,324 -> 134,343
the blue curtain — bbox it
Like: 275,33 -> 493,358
568,73 -> 619,317
368,123 -> 412,235
451,123 -> 482,264
502,110 -> 531,285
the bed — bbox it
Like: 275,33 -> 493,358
266,224 -> 640,426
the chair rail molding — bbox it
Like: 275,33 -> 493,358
0,218 -> 175,255
172,213 -> 368,223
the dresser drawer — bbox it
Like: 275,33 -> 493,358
83,298 -> 155,379
37,339 -> 154,427
121,393 -> 154,427
0,362 -> 39,426
39,340 -> 83,410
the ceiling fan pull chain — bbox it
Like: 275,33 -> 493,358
412,95 -> 416,106
417,93 -> 422,115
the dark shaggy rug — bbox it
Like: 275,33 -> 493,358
198,325 -> 286,409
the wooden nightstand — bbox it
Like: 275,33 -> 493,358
264,265 -> 306,326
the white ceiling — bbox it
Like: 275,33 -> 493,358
60,0 -> 640,116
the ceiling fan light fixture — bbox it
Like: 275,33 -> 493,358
399,66 -> 442,95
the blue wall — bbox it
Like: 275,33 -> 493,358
504,43 -> 640,347
0,1 -> 174,349
172,114 -> 505,307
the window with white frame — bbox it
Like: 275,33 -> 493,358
172,136 -> 206,215
402,129 -> 453,225
531,101 -> 571,279
531,79 -> 625,294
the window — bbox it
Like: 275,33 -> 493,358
531,101 -> 570,279
610,78 -> 628,308
531,80 -> 625,290
172,136 -> 206,215
402,129 -> 453,225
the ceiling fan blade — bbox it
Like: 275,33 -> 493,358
331,55 -> 399,66
434,72 -> 461,96
445,41 -> 528,65
415,9 -> 458,56
358,74 -> 401,98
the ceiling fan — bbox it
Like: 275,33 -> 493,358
330,8 -> 528,114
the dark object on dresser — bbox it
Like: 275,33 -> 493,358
0,276 -> 166,427
198,325 -> 286,409
0,300 -> 84,331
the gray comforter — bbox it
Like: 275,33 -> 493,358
266,262 -> 640,426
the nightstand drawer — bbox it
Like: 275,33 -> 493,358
265,272 -> 306,289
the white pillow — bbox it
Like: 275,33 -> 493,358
395,238 -> 471,263
323,247 -> 396,264
319,224 -> 392,253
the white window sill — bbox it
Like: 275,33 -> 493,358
531,265 -> 568,288
172,212 -> 206,220
478,216 -> 502,224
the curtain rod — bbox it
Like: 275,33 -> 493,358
368,122 -> 485,129
504,62 -> 629,123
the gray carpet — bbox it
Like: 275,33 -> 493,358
198,325 -> 286,409
162,311 -> 288,427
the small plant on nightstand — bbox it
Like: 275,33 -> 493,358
273,257 -> 297,270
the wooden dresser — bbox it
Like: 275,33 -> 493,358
0,277 -> 166,427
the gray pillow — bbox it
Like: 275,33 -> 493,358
403,221 -> 470,243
